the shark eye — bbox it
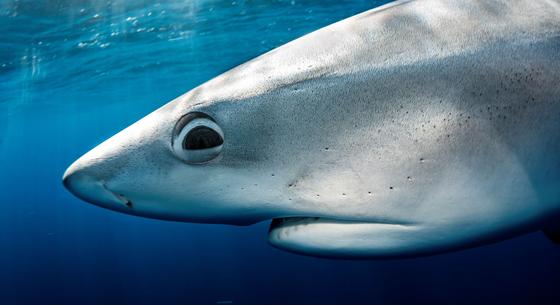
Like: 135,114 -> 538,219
172,112 -> 224,164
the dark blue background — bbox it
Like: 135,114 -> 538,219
1,1 -> 559,304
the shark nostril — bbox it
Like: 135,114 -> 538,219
99,182 -> 133,209
119,194 -> 133,208
112,192 -> 133,208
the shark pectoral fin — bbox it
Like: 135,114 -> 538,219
267,217 -> 420,258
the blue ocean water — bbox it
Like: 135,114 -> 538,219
1,0 -> 559,304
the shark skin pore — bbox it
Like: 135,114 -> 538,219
63,0 -> 560,258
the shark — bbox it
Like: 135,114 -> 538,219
63,0 -> 560,258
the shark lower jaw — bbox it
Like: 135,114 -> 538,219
267,216 -> 420,259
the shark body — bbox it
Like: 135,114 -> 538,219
64,0 -> 560,258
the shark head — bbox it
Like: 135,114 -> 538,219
61,48 -> 337,226
62,86 -> 293,226
63,0 -> 560,258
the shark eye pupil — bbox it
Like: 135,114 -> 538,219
172,112 -> 225,164
183,126 -> 223,150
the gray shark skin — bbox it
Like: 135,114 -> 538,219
63,0 -> 560,258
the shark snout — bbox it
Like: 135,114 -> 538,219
62,112 -> 167,214
63,157 -> 133,210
